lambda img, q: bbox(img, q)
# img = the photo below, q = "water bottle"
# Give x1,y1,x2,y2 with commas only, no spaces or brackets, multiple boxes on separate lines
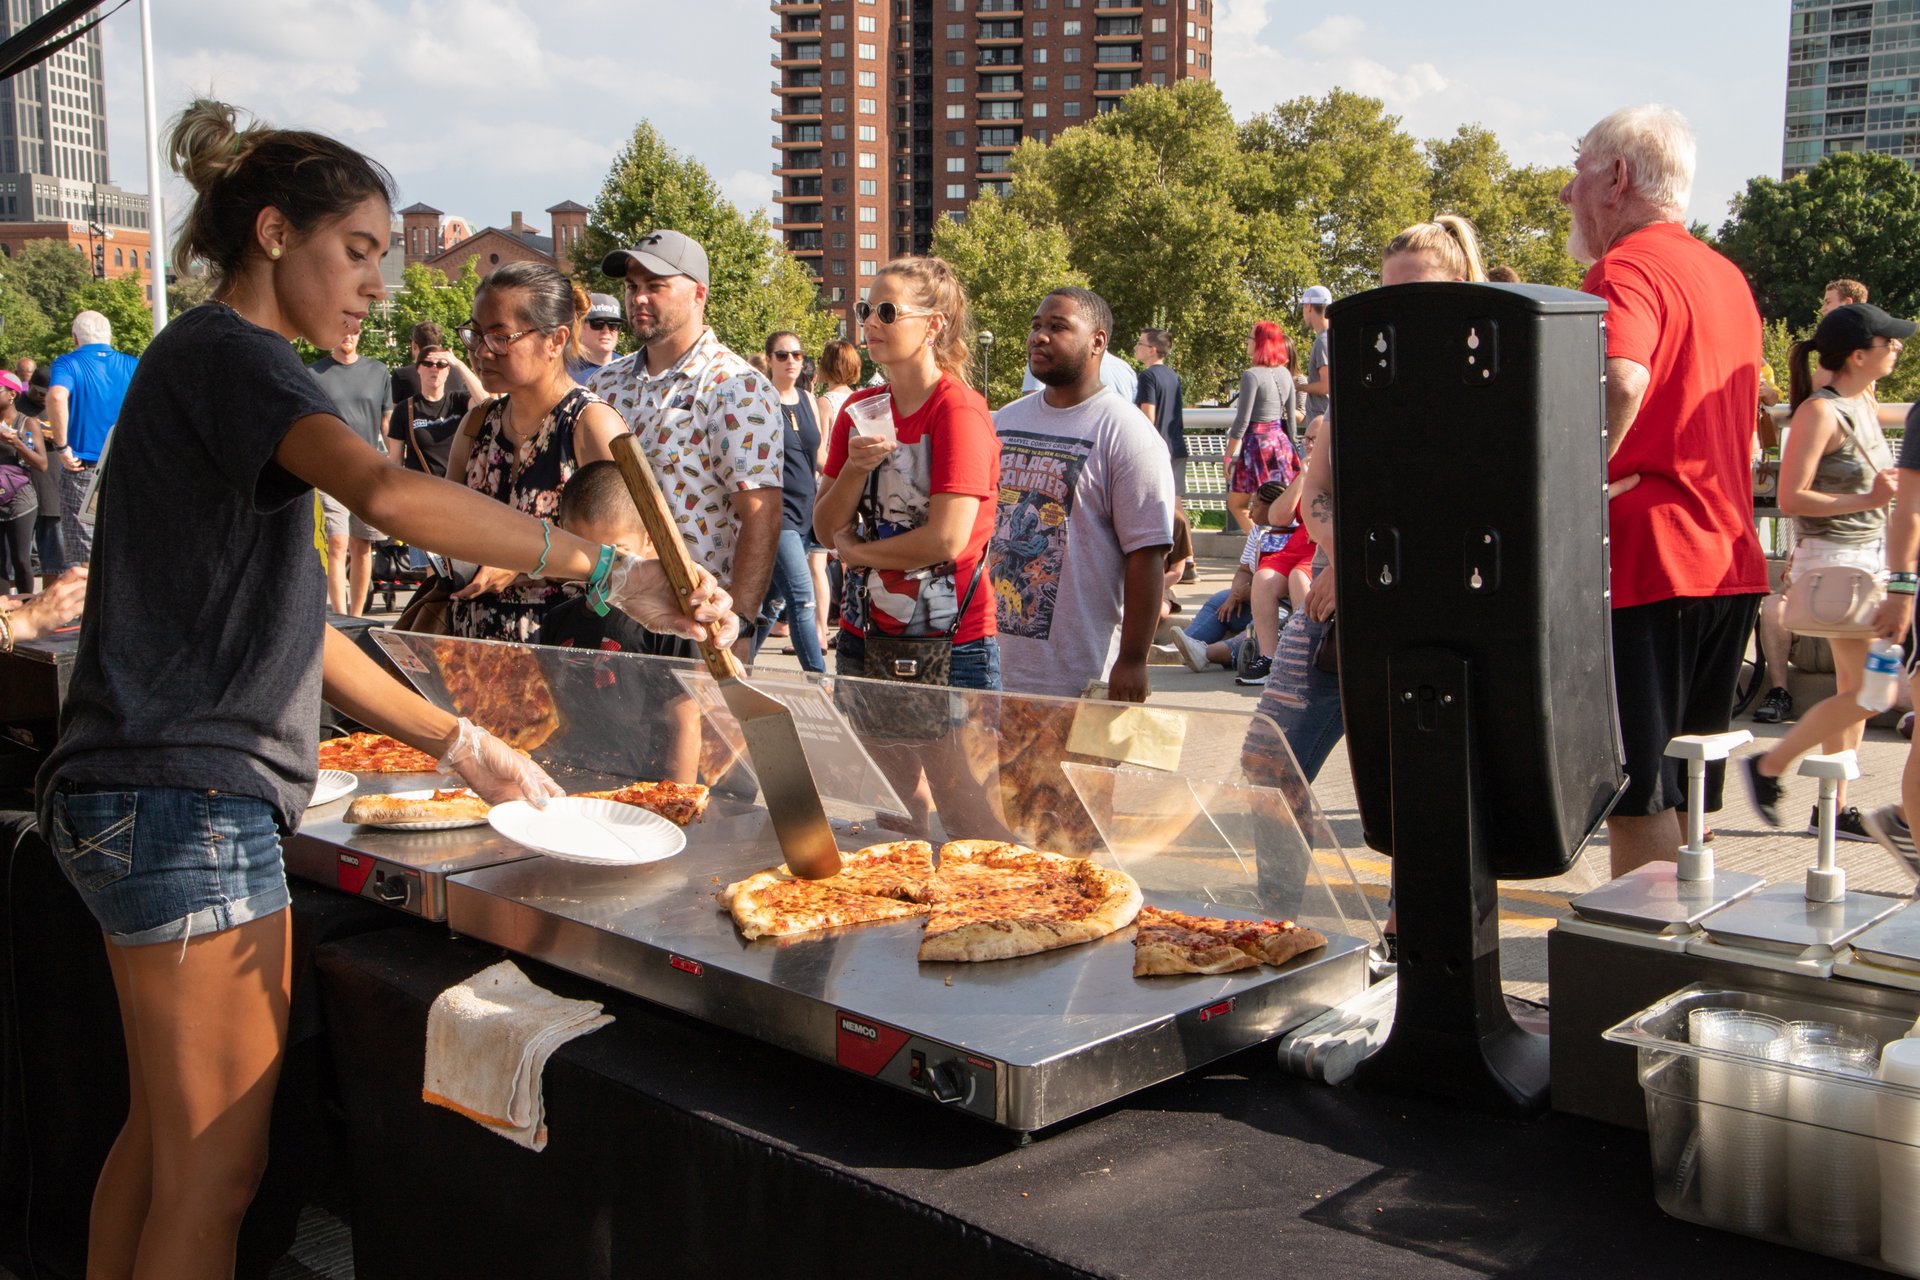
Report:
1860,638,1903,712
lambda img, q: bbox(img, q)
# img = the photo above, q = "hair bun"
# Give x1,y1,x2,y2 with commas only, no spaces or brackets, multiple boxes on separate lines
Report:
167,98,254,194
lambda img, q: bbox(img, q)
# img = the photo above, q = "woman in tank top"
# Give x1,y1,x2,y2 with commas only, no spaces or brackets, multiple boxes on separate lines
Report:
1746,303,1910,837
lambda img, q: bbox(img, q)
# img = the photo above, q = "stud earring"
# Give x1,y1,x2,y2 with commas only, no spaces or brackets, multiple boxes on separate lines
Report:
268,246,282,260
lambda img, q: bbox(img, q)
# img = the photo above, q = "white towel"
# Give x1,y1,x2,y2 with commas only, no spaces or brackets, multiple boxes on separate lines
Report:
422,959,612,1151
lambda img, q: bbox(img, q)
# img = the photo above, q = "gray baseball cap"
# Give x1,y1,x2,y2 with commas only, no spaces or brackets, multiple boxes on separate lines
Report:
585,293,622,324
1300,285,1333,306
602,229,710,286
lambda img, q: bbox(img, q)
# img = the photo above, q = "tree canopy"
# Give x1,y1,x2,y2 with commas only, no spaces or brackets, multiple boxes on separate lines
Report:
575,122,836,358
930,196,1085,407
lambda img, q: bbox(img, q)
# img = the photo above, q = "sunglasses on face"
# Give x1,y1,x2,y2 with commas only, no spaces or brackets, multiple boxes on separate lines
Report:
771,349,805,360
853,300,935,326
417,358,451,370
586,319,624,332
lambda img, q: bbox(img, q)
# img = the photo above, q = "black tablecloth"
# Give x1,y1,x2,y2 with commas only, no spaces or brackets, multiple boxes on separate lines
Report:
317,927,1856,1280
0,810,412,1280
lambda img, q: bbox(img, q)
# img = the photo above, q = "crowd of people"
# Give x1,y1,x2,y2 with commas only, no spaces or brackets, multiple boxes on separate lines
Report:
4,91,1918,1273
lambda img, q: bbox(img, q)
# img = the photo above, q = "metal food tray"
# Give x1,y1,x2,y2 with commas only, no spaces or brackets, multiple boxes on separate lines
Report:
447,808,1370,1132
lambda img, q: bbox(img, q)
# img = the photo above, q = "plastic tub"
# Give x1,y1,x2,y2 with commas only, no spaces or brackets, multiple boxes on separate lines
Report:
1605,983,1920,1275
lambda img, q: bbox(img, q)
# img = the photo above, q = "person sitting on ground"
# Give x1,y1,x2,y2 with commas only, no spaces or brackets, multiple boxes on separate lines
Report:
1235,416,1325,685
1168,522,1278,673
1743,303,1910,843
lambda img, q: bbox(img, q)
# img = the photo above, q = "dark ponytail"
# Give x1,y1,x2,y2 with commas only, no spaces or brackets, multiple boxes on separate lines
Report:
1787,337,1848,411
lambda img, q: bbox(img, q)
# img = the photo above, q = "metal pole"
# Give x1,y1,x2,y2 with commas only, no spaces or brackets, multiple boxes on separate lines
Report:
137,0,168,332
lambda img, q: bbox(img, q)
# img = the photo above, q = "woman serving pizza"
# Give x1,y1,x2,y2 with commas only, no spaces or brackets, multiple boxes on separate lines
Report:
35,99,735,1276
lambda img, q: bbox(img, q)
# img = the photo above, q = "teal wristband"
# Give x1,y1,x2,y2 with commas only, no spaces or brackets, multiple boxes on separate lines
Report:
1888,581,1918,596
532,520,552,579
585,543,617,617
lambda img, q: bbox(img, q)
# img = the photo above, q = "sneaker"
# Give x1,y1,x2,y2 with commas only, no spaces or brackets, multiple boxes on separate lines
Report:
1810,805,1877,843
1169,628,1211,673
1861,804,1920,879
1235,654,1273,685
1751,686,1792,724
1179,561,1198,584
1742,755,1784,827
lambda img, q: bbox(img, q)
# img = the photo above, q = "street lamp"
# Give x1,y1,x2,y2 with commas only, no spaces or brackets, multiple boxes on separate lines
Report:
978,330,995,406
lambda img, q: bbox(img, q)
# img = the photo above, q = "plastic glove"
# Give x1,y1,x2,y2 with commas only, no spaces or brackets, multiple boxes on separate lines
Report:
602,551,740,649
437,717,563,808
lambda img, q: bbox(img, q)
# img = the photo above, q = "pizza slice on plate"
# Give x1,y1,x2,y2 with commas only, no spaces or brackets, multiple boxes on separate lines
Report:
1131,904,1328,977
345,788,490,825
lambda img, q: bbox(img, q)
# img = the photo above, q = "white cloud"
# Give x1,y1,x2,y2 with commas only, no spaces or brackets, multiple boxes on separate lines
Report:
721,167,775,217
1299,16,1366,56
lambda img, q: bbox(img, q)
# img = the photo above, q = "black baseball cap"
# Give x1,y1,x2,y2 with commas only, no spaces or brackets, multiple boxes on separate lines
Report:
602,229,710,287
1815,302,1917,356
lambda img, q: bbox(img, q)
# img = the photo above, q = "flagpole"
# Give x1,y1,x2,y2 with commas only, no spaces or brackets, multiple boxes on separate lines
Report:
137,0,166,331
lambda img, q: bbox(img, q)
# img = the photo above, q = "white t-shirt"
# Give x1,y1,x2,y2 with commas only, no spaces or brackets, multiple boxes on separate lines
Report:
989,387,1175,697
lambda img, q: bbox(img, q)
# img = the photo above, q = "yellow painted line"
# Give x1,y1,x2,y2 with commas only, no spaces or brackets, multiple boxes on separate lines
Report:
1342,880,1564,932
1312,850,1577,909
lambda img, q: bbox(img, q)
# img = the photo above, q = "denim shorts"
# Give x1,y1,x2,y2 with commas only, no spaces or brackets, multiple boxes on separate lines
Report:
43,785,291,947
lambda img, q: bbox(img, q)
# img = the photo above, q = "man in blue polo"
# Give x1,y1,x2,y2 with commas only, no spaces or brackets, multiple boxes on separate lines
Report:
46,310,136,564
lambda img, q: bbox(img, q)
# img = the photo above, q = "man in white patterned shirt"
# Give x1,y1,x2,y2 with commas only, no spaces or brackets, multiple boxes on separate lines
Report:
587,230,782,658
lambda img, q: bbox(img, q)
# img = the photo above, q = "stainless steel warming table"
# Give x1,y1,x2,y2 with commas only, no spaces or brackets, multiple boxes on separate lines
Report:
333,632,1382,1130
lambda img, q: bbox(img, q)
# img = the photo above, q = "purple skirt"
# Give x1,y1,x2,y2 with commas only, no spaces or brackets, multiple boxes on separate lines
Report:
1229,420,1299,494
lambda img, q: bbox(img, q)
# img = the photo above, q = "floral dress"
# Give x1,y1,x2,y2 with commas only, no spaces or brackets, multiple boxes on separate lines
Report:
447,386,597,642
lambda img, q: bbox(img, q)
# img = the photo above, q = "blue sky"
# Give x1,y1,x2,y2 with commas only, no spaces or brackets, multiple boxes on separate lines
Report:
98,1,1787,244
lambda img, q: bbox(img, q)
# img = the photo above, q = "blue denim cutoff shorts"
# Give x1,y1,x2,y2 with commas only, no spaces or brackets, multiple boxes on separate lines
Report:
44,785,291,947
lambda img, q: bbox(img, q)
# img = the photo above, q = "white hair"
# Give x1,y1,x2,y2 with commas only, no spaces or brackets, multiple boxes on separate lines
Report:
1579,104,1696,215
71,310,111,347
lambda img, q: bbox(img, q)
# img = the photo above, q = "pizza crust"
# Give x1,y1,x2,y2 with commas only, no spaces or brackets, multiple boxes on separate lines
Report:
1132,937,1264,976
345,791,490,825
918,860,1141,962
724,870,930,940
1130,906,1328,977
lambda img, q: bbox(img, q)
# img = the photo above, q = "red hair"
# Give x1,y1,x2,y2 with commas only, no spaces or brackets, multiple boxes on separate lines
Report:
1250,321,1289,367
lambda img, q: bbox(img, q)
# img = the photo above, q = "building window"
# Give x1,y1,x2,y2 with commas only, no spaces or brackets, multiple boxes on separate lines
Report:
1151,44,1165,59
859,151,878,167
832,232,848,247
946,184,967,198
829,13,845,27
859,179,877,194
860,260,877,276
832,259,847,276
832,205,848,221
858,15,877,30
1185,20,1194,35
828,41,844,56
1151,16,1166,30
947,129,967,144
1032,102,1047,116
946,50,965,64
947,77,964,92
859,70,877,86
1064,102,1081,116
859,97,877,113
1064,47,1080,61
1063,19,1079,33
1186,47,1194,63
947,103,967,118
857,42,876,57
861,233,878,248
858,124,877,140
946,22,964,36
1064,73,1080,88
1033,47,1046,62
1032,74,1047,89
829,68,846,83
859,206,877,222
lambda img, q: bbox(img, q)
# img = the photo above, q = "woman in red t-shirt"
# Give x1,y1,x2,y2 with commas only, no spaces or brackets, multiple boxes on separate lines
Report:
815,254,1001,689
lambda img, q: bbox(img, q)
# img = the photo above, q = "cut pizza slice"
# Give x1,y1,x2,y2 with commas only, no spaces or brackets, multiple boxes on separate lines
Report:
573,780,712,826
723,871,932,941
919,845,1141,963
317,732,442,774
1131,904,1328,977
785,840,938,903
345,788,490,826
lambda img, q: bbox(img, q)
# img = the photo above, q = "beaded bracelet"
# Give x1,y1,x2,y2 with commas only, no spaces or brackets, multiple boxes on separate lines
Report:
532,519,552,579
585,543,618,617
1891,571,1919,585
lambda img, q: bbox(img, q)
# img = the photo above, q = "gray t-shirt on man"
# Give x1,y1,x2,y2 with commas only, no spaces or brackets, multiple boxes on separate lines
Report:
1305,330,1331,423
990,387,1175,698
309,353,393,454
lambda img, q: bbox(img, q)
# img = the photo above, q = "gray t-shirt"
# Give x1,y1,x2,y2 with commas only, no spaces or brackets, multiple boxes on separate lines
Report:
309,353,393,454
990,387,1175,698
41,304,342,830
1305,330,1330,423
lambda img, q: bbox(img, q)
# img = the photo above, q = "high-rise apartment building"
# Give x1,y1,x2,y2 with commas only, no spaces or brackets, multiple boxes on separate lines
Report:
775,0,1214,322
1782,0,1920,178
0,5,148,231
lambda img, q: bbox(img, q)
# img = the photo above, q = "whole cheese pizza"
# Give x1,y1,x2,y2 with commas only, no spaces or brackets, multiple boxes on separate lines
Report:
345,788,490,826
572,780,711,827
721,839,1141,962
318,732,441,774
432,638,562,751
1131,905,1327,977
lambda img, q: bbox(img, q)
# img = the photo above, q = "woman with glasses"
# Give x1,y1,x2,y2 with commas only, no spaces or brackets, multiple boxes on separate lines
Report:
388,341,483,478
35,100,732,1276
1744,303,1910,840
1224,320,1300,533
445,261,629,640
756,330,826,671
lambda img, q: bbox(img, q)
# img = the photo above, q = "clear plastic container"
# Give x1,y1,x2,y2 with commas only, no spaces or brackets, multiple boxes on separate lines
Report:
1606,984,1920,1276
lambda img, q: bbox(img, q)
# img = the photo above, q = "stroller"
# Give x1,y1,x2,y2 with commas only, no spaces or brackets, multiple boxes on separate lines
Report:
367,539,433,615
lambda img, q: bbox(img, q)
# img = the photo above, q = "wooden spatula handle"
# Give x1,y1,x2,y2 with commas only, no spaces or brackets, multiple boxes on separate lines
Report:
610,434,743,681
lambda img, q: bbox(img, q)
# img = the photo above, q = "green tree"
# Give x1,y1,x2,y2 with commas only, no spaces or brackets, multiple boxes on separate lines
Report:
574,121,836,358
358,260,482,368
1718,151,1920,327
1010,79,1268,399
0,269,48,365
72,276,152,354
166,269,217,317
11,238,93,328
930,196,1084,407
1240,89,1428,300
1423,124,1579,288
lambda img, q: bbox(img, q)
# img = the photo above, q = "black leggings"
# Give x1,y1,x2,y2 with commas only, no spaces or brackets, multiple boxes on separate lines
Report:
2,508,32,595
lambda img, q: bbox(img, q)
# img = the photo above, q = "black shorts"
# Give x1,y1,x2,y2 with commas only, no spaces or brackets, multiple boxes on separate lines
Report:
1611,592,1764,816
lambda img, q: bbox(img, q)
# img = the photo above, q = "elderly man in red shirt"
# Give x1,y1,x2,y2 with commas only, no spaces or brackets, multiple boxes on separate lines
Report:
1562,104,1768,876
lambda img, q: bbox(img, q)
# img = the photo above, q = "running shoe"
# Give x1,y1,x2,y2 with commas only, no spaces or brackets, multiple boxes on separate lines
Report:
1742,755,1784,827
1169,628,1211,673
1861,804,1920,881
1751,687,1792,724
1809,805,1876,843
1235,654,1273,686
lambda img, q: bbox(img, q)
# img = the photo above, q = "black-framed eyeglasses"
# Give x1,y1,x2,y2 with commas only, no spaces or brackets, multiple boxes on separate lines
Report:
770,349,805,360
586,319,624,333
853,300,935,326
417,358,451,370
457,322,539,355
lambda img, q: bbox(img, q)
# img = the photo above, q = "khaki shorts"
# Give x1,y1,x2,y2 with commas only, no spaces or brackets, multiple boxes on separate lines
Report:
319,492,383,543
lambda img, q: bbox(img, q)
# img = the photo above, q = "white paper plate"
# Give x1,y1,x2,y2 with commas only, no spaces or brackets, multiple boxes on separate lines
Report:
350,788,492,831
487,797,686,866
309,769,358,809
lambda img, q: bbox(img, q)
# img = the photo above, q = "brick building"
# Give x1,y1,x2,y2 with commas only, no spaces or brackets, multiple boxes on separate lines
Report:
0,221,151,292
400,201,591,280
773,0,1216,326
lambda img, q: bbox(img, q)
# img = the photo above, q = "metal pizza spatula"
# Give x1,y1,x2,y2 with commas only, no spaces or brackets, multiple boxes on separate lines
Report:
610,434,842,880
